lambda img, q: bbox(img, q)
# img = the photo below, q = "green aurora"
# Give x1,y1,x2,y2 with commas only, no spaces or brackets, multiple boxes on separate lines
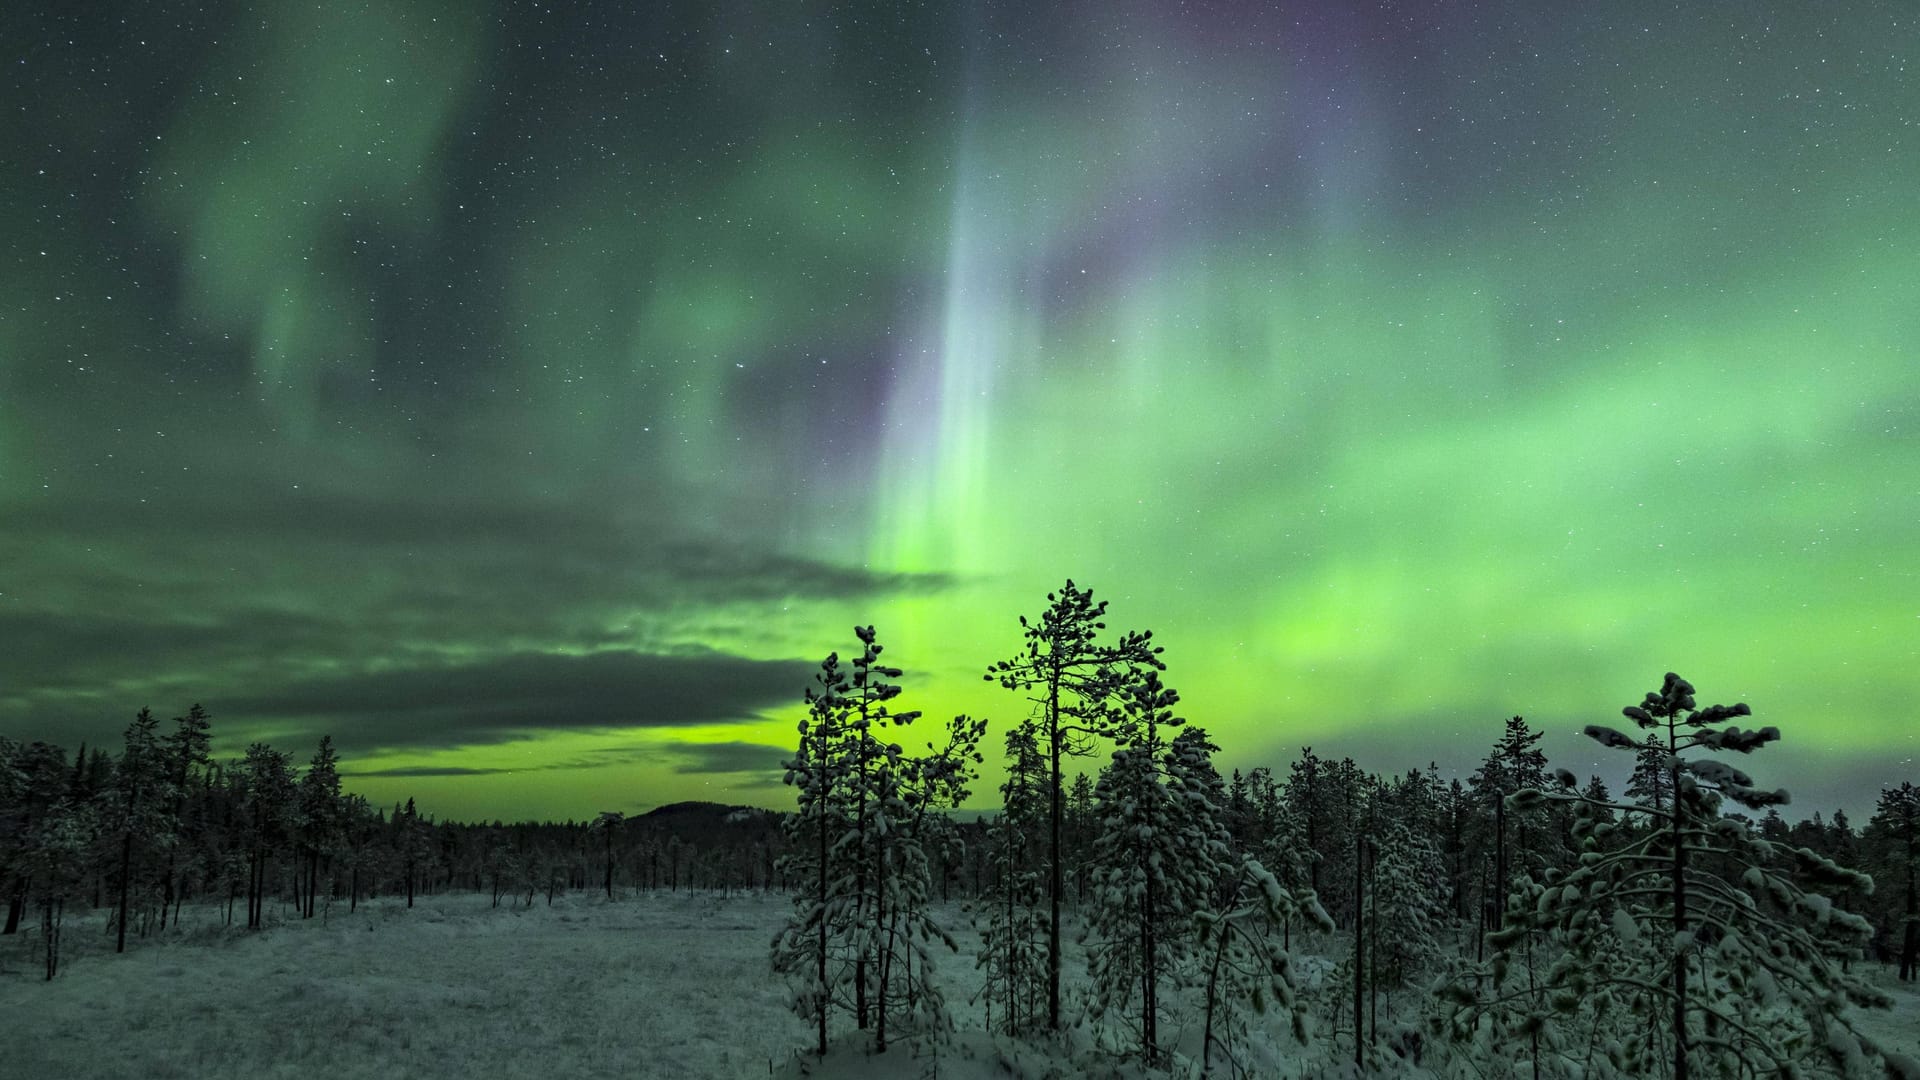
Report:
2,0,1915,821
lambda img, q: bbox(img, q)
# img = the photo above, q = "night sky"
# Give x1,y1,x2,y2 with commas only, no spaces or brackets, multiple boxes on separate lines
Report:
4,1,1915,822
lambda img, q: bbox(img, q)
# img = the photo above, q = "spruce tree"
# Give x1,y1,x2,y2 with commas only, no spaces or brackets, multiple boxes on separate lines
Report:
1468,716,1565,941
1625,734,1675,814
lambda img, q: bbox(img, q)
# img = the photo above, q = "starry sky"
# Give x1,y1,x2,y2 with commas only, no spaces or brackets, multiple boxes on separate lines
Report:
3,0,1915,823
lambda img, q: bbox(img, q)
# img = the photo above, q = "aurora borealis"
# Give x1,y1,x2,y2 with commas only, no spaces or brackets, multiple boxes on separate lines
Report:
2,0,1914,822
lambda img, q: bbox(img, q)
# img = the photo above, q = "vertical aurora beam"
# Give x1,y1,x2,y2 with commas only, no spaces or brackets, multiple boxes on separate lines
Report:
871,98,1025,579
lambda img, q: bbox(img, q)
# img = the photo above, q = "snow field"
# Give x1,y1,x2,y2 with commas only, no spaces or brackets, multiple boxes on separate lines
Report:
1,891,812,1080
4,890,1915,1079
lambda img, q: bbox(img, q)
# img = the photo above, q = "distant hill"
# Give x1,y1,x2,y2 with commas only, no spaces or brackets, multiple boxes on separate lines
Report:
632,801,784,848
640,800,781,823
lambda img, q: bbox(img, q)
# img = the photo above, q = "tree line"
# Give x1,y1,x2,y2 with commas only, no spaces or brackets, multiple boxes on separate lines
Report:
0,712,792,981
770,580,1920,1079
4,578,1915,1077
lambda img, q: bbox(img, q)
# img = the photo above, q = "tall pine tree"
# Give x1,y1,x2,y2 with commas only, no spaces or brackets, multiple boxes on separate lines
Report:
987,580,1163,1030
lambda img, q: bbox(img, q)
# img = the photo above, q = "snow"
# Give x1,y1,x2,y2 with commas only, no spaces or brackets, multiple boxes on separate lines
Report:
2,891,813,1080
4,890,1916,1079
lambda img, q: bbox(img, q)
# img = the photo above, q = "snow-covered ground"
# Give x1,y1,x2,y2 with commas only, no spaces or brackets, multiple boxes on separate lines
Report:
1,891,814,1080
3,892,1915,1079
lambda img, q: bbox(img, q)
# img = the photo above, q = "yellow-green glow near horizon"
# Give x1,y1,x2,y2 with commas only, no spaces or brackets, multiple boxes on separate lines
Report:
2,0,1914,822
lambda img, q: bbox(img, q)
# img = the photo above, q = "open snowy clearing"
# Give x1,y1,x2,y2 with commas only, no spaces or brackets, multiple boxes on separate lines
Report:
1,892,816,1080
3,890,1916,1079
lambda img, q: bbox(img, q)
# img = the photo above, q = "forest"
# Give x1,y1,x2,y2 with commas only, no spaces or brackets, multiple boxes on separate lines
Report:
3,582,1916,1079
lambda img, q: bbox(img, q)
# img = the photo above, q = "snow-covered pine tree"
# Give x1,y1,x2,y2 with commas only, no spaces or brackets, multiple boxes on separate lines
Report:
1248,766,1315,949
1171,726,1329,1078
1363,769,1452,1044
1863,782,1918,982
392,794,431,910
592,810,624,899
1,740,94,971
0,740,27,935
773,649,853,1056
1066,771,1096,905
841,624,922,1045
1467,716,1569,947
1459,673,1909,1080
339,793,377,912
241,745,300,927
1239,767,1279,857
775,627,973,1056
1580,775,1615,826
1440,777,1476,926
1283,747,1342,915
975,719,1051,1035
1082,668,1195,1064
987,579,1164,1030
158,704,211,930
109,708,174,952
26,796,95,979
1625,733,1674,815
0,738,21,927
865,712,984,1051
298,735,343,919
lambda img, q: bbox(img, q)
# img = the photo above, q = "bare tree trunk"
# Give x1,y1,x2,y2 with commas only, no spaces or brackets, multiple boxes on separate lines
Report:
875,845,891,1053
160,855,174,931
1353,836,1366,1071
1201,919,1226,1077
115,826,133,953
1141,849,1158,1064
44,898,62,980
1902,816,1917,982
1493,792,1507,931
815,790,829,1057
1369,846,1378,1048
1047,676,1063,1031
1671,745,1690,1080
246,848,261,930
854,732,870,1031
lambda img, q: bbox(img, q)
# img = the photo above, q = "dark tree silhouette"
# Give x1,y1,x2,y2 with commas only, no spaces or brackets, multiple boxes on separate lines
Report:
593,811,624,900
159,704,211,929
1866,782,1919,982
987,580,1163,1030
111,708,168,953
